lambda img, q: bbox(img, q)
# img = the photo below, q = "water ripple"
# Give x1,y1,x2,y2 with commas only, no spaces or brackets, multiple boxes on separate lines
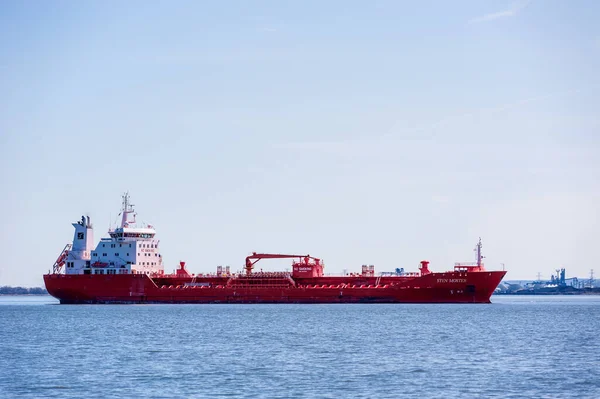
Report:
0,296,599,398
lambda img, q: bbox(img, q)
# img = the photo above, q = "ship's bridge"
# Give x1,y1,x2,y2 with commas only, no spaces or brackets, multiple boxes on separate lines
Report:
88,194,163,276
109,227,156,241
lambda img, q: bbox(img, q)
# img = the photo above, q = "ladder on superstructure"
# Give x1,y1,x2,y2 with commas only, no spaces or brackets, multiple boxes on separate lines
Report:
52,244,72,274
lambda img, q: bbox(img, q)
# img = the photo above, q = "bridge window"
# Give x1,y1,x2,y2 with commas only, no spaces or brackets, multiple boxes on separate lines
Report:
115,253,119,257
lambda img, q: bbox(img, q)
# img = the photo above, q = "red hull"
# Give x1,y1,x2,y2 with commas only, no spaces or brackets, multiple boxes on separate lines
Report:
44,270,507,304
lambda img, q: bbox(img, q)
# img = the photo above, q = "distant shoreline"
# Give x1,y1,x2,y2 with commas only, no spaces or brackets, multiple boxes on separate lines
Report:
0,287,48,295
496,286,600,296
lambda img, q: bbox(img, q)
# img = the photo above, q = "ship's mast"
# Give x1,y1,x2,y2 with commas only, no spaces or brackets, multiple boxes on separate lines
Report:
476,237,483,267
119,192,136,228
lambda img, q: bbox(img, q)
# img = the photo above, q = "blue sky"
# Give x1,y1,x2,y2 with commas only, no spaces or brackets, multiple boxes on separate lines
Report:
1,0,599,286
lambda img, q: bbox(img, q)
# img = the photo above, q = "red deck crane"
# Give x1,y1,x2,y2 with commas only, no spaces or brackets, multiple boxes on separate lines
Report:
244,252,322,275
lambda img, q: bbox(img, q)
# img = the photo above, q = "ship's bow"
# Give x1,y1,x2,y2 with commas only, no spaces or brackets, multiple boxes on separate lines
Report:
477,270,507,303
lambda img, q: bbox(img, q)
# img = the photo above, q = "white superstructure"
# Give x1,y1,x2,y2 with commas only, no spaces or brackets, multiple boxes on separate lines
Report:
63,216,94,274
63,193,164,276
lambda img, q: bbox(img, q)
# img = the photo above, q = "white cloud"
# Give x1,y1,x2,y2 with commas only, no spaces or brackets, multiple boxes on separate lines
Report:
469,0,531,24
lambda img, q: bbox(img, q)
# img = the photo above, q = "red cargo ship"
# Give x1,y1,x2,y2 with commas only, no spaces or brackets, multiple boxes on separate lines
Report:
44,194,506,304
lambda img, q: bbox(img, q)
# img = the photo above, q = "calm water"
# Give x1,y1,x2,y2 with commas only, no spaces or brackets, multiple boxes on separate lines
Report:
0,296,598,399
